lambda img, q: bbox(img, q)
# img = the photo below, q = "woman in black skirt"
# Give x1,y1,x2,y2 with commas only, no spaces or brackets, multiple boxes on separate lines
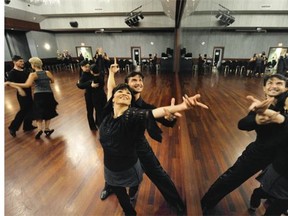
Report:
6,57,58,139
99,61,208,215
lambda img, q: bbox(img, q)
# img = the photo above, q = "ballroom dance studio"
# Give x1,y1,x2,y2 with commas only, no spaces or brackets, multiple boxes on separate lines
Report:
4,0,288,215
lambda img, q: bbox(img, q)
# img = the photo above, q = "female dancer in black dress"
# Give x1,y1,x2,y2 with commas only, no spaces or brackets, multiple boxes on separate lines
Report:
99,75,208,215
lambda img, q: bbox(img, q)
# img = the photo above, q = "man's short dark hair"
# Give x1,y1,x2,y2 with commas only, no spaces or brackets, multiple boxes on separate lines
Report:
124,71,145,83
80,60,89,67
12,55,23,62
90,64,100,74
263,74,288,87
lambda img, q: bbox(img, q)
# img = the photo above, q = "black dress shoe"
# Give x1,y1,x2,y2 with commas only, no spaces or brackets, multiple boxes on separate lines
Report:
24,126,37,132
44,129,54,137
129,192,138,202
9,128,16,137
201,205,214,215
100,187,113,200
35,130,43,139
175,204,186,216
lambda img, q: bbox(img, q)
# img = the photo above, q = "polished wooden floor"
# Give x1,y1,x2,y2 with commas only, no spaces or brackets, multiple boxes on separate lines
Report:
5,67,267,216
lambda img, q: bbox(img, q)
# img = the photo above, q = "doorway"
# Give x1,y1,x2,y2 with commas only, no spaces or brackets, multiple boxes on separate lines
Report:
213,47,224,67
131,46,141,66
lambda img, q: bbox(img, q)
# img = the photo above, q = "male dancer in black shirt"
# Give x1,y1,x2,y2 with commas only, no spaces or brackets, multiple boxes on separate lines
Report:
77,60,106,130
100,58,186,215
201,74,288,213
7,55,36,137
247,92,288,215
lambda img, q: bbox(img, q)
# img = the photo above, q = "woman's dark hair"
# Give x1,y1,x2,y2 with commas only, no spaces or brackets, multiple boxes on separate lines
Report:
102,83,136,118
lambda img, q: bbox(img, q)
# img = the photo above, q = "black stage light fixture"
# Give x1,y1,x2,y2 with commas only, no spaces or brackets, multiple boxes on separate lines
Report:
5,0,11,4
215,4,235,26
125,6,144,27
217,13,235,26
215,12,221,19
125,18,133,27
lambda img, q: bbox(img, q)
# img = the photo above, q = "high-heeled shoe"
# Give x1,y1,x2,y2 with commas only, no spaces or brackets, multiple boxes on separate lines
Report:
35,130,43,139
44,129,54,137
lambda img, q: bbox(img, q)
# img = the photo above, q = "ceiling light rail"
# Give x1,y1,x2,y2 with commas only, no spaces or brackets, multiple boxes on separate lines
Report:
215,4,235,26
125,5,144,27
20,0,60,5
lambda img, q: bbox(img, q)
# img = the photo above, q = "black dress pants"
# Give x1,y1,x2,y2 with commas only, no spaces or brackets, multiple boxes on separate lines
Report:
250,187,288,215
93,96,105,128
85,93,97,129
137,145,185,210
9,94,34,131
110,185,137,216
85,92,105,129
201,144,274,209
265,199,288,215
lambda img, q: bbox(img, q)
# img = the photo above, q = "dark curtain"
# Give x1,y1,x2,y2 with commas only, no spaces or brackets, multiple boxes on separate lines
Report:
5,30,31,61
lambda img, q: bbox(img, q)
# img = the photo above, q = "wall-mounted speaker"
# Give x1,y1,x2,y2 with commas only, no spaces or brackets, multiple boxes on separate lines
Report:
69,21,78,28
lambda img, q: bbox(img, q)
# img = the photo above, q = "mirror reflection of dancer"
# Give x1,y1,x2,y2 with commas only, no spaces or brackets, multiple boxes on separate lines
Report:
247,92,288,215
201,74,288,214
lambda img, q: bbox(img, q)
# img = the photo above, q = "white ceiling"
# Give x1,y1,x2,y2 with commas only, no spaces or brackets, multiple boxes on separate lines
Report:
5,0,288,32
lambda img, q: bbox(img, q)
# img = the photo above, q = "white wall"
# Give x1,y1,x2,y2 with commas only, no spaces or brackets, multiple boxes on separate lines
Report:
6,30,287,61
55,32,175,58
26,31,58,58
181,30,287,59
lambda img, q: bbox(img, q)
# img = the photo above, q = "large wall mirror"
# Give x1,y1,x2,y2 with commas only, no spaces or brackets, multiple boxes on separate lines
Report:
213,47,225,67
267,47,288,73
76,46,93,61
131,46,141,66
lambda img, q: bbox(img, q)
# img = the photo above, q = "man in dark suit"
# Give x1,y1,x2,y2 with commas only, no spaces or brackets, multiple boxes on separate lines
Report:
201,74,288,213
7,55,36,137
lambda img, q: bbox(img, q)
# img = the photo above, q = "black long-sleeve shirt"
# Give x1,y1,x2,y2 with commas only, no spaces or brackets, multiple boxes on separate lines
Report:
7,68,32,97
133,97,177,152
134,97,176,128
238,108,288,178
238,110,287,151
100,108,150,171
76,72,105,96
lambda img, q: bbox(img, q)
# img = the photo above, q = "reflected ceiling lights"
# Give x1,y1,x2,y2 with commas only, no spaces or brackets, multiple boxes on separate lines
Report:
215,4,235,26
125,5,144,27
21,0,60,5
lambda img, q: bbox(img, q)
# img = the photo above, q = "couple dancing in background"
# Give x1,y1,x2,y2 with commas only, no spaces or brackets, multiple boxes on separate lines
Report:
6,56,58,140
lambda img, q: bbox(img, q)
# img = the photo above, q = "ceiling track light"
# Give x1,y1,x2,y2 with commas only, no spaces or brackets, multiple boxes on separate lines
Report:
125,6,144,27
215,4,235,26
20,0,60,5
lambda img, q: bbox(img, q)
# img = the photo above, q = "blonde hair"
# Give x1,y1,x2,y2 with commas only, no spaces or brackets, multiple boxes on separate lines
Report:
29,57,43,68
